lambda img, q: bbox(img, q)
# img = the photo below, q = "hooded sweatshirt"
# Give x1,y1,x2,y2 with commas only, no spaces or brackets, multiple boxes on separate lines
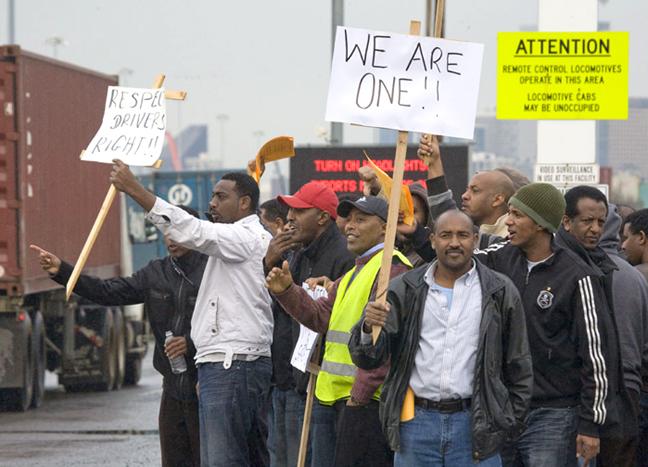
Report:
599,204,648,394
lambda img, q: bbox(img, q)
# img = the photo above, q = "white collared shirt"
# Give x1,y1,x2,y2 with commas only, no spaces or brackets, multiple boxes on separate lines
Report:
409,260,482,400
146,197,273,363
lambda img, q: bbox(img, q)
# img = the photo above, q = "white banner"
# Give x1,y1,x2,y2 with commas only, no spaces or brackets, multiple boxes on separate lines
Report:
290,283,327,373
325,26,484,139
82,86,166,166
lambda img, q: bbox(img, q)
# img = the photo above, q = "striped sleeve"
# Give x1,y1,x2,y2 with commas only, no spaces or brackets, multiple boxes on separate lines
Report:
576,275,609,433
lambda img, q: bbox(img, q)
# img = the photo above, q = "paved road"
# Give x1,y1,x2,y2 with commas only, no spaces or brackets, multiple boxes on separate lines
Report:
0,350,163,466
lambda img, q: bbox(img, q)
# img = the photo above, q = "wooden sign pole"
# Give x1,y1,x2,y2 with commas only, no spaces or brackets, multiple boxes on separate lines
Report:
297,368,317,467
371,20,422,342
372,10,444,342
65,74,185,300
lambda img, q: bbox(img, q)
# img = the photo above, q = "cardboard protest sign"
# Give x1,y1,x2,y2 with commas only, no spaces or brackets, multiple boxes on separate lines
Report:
497,32,628,119
363,151,414,225
291,283,327,372
251,136,295,183
325,26,484,139
82,86,167,166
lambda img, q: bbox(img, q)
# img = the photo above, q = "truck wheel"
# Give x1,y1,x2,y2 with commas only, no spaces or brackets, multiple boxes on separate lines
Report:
112,309,126,390
124,356,142,385
31,312,46,408
94,309,116,392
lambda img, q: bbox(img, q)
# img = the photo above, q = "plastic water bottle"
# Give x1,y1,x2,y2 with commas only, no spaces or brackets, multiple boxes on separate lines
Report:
165,331,187,374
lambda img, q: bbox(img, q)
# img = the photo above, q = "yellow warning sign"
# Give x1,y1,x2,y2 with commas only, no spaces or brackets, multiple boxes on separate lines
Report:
497,32,628,120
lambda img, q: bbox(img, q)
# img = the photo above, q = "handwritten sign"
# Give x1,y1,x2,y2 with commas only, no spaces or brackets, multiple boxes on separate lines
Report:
325,26,484,139
291,283,327,373
82,86,167,166
497,32,628,119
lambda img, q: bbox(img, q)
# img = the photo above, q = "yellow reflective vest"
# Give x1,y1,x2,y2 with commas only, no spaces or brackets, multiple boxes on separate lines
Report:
315,249,411,405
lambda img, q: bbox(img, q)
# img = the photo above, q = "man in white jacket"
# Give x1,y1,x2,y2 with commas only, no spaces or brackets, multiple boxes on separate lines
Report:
110,160,273,467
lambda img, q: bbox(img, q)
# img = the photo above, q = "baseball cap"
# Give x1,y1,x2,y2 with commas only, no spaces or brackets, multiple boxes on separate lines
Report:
277,182,338,219
337,196,388,222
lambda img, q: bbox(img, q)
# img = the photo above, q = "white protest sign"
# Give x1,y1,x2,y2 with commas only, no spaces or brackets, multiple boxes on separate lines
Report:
291,284,328,373
325,26,484,139
82,86,167,166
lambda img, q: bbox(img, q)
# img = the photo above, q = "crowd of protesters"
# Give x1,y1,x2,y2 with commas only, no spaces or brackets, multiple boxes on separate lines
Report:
31,135,648,467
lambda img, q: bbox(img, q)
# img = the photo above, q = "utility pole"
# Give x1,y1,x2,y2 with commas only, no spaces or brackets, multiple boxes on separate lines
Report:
8,0,15,43
330,0,343,145
216,113,229,164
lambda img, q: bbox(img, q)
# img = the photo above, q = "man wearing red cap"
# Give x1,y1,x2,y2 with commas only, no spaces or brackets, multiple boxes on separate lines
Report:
266,195,412,467
264,181,355,467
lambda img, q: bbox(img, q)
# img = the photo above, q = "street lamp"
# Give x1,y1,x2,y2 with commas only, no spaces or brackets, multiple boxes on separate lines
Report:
45,36,68,59
216,113,229,163
118,67,134,86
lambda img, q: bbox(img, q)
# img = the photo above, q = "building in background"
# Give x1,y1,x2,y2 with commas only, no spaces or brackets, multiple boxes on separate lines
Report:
472,115,536,177
158,124,215,171
598,98,648,176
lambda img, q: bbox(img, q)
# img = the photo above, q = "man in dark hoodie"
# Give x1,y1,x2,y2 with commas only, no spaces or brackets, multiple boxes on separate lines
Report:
556,186,644,467
32,205,206,467
263,182,355,467
620,208,648,466
398,182,432,268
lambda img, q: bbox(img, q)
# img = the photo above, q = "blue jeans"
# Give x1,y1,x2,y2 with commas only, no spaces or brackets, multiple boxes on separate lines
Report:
503,406,579,467
396,406,501,467
198,358,272,467
267,387,306,467
310,401,338,467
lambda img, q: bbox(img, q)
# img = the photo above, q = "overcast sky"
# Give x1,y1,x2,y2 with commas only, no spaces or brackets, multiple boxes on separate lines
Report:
2,0,645,169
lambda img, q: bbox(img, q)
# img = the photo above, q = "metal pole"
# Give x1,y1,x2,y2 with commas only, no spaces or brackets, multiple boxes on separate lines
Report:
8,0,15,43
330,0,343,145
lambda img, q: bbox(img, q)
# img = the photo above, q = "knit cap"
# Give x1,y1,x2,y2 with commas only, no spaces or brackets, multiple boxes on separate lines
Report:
508,183,565,233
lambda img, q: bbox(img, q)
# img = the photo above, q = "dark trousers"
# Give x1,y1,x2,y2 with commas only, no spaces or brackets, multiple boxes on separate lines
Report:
598,389,640,467
333,400,393,467
159,389,201,467
638,391,648,466
267,387,307,467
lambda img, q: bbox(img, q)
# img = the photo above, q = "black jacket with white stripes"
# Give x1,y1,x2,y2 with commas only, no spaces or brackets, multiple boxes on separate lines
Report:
474,239,619,438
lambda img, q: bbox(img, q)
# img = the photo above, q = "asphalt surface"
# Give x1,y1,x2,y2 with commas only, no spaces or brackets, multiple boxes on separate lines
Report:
0,350,163,466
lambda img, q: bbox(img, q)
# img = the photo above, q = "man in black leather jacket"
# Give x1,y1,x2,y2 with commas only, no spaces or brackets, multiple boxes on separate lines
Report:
349,210,532,465
32,205,206,467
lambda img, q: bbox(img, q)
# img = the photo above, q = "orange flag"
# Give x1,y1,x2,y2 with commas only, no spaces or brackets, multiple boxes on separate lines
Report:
363,151,414,225
250,136,295,183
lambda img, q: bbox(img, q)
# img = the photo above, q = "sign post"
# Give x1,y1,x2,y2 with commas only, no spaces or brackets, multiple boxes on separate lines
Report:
324,2,485,340
65,75,186,300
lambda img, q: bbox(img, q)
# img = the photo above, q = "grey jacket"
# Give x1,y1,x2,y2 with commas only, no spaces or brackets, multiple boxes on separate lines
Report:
600,204,648,393
349,260,533,461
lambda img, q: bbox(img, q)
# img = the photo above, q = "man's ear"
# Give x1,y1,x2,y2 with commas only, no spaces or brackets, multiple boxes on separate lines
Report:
491,193,506,209
429,231,436,250
318,211,331,226
562,214,571,232
239,194,252,212
640,231,647,246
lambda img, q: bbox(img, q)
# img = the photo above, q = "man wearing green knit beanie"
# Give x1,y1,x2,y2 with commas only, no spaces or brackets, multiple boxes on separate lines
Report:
470,181,617,467
507,183,565,235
